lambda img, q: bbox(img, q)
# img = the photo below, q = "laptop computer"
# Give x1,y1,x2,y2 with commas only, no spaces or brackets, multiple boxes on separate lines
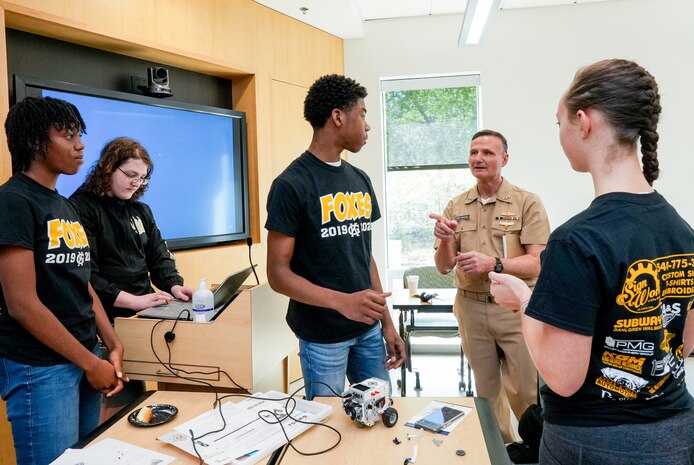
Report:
137,266,254,321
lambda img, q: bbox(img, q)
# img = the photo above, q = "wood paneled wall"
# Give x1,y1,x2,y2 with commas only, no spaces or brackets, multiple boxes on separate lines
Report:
0,1,343,463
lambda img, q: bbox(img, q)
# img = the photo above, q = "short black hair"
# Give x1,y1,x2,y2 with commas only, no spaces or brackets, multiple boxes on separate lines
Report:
303,74,367,128
5,96,86,174
472,129,508,154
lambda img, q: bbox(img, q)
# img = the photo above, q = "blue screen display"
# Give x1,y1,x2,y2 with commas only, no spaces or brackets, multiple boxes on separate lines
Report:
20,80,249,250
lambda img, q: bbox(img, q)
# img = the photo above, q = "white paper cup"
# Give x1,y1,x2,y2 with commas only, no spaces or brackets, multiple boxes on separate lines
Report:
406,275,419,297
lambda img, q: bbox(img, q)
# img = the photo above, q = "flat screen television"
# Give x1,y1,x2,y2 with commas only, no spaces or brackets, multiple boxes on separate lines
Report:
13,75,249,251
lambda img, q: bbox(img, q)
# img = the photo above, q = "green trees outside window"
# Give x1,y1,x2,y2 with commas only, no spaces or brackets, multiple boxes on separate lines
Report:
382,78,480,269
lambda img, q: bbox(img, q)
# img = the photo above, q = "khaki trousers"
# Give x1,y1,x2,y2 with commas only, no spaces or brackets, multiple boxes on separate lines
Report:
453,290,538,443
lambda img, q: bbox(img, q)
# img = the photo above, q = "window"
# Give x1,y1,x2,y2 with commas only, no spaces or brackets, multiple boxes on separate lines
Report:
381,74,480,270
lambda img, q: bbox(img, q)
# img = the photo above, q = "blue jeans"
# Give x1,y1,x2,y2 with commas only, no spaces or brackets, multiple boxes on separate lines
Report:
540,407,694,465
0,345,102,465
298,324,390,400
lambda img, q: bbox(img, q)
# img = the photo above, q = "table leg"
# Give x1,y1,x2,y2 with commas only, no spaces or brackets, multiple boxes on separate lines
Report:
399,310,407,396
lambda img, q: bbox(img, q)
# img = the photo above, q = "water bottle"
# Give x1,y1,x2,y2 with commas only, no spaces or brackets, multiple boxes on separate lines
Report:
192,277,214,322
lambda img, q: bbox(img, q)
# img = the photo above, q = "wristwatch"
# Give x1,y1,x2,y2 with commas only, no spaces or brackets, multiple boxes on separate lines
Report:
494,257,504,273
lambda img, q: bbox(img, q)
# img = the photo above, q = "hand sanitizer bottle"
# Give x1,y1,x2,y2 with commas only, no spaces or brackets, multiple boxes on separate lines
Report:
192,277,214,322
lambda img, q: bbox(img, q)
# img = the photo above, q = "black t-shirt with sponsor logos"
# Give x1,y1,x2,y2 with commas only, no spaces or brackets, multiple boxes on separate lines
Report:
527,191,694,426
265,151,380,343
0,173,96,365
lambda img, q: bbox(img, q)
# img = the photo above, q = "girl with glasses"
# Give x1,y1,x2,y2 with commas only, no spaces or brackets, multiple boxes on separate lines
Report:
70,137,194,418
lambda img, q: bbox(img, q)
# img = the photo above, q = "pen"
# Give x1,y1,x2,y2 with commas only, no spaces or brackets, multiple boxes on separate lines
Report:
235,449,259,460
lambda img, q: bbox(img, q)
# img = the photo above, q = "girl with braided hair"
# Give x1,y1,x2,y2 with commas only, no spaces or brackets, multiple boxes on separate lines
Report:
0,97,126,464
489,59,694,464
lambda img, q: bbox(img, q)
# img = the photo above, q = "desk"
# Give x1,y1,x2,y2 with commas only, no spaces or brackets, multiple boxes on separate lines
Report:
115,283,296,392
392,288,473,396
79,390,276,464
81,392,510,465
275,396,511,465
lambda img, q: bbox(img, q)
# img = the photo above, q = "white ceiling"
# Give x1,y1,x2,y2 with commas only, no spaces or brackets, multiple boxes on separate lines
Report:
253,0,620,39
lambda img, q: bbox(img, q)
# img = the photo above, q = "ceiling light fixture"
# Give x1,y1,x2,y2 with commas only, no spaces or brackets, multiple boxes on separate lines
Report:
458,0,502,47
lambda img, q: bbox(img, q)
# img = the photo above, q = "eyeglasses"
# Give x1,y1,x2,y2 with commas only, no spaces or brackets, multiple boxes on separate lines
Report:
117,167,149,186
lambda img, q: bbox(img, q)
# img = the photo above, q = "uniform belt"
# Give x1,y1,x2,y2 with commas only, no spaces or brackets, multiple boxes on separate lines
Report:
462,290,495,304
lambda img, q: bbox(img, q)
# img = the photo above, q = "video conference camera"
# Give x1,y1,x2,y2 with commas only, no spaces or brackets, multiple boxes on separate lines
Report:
146,67,173,98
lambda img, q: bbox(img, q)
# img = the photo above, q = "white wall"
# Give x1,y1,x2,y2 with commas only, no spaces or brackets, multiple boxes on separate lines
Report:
344,0,694,287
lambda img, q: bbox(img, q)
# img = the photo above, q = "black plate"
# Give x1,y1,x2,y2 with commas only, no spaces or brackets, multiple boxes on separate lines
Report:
127,404,178,427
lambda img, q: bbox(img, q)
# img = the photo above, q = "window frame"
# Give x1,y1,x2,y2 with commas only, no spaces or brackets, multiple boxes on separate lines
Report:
380,72,482,274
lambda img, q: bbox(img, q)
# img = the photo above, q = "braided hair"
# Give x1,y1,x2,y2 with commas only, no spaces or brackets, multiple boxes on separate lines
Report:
564,59,661,185
5,96,86,174
304,74,368,129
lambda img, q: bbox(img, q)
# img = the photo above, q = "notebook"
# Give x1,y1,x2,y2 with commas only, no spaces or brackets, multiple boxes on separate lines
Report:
137,266,254,321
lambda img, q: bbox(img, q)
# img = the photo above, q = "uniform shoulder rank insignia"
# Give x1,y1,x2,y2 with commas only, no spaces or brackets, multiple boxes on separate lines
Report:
495,211,519,226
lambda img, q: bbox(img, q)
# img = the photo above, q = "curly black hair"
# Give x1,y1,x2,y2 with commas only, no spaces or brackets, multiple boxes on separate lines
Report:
5,96,86,174
303,74,368,128
81,137,153,201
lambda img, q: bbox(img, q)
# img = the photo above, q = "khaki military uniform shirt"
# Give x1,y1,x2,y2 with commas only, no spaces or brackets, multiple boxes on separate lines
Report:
438,178,550,293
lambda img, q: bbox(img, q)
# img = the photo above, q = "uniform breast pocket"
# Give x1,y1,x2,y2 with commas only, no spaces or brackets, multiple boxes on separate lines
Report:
492,223,524,257
455,220,478,253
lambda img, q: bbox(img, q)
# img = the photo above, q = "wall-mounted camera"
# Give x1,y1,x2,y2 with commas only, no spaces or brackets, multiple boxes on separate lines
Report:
146,67,173,98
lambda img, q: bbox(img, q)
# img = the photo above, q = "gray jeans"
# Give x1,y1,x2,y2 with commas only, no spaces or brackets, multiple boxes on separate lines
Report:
540,407,694,465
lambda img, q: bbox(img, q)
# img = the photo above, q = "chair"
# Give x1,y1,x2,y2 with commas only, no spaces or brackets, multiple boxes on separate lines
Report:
401,265,472,395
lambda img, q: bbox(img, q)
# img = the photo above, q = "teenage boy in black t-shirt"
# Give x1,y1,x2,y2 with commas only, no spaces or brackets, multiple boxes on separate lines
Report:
265,74,405,399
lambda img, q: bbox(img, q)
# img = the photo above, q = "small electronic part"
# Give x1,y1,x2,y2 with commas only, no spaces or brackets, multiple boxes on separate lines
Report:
414,405,466,432
433,438,443,447
393,437,402,445
416,292,438,303
456,449,467,456
342,377,398,427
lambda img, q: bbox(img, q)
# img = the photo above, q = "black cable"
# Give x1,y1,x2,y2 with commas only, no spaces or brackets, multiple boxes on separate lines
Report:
148,314,249,464
149,316,347,463
256,382,345,457
215,382,347,458
246,237,260,285
149,315,250,393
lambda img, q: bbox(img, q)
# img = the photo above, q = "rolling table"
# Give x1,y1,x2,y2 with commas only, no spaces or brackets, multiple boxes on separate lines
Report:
392,288,473,396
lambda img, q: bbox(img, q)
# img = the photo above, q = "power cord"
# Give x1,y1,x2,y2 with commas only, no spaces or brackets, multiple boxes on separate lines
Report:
149,316,250,393
149,315,347,464
246,237,260,285
210,382,347,460
148,314,251,464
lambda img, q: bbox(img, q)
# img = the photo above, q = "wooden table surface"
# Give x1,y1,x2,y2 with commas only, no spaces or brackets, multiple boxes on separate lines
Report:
81,390,509,465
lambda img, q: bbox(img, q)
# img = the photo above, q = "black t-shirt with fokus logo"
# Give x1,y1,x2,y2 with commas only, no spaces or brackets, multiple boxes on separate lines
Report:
527,191,694,426
0,173,96,365
265,152,380,343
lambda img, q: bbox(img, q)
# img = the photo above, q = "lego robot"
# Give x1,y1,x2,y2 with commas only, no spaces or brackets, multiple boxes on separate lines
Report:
342,378,398,427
